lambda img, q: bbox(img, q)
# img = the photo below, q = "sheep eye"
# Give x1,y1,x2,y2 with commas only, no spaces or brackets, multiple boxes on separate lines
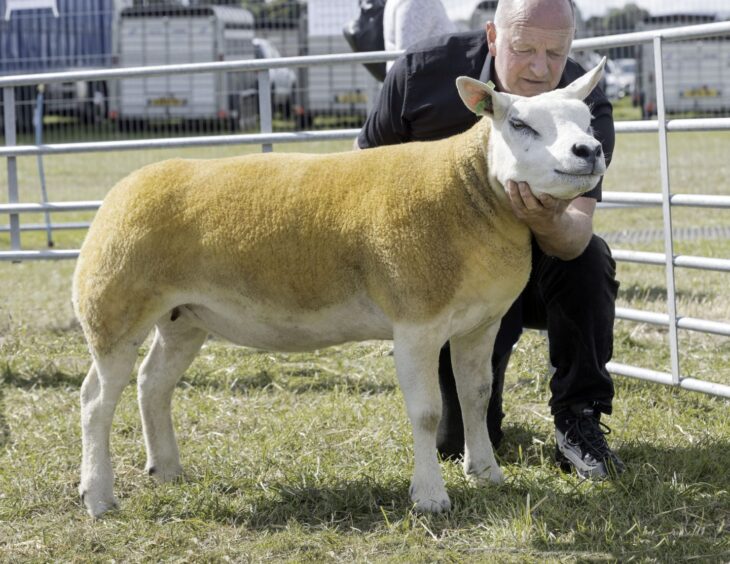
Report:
509,118,538,137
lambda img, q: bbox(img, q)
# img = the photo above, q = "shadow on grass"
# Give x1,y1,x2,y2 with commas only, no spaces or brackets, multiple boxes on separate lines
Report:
619,282,713,304
0,363,83,446
0,360,397,395
1,363,85,389
145,433,729,559
496,423,545,464
0,385,9,448
183,367,398,395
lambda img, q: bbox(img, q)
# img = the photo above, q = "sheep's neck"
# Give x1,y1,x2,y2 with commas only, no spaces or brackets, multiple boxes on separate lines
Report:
451,118,523,227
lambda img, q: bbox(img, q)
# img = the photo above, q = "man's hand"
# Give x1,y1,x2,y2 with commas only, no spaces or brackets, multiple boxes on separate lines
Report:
507,180,571,228
505,180,595,260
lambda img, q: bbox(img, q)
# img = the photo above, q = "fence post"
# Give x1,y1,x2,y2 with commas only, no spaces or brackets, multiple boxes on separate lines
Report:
34,85,54,247
2,86,21,252
653,35,681,385
257,70,273,153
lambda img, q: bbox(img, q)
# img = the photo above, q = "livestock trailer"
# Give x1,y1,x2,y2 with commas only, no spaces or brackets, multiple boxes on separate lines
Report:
110,4,257,129
635,13,730,117
303,0,380,126
0,0,114,131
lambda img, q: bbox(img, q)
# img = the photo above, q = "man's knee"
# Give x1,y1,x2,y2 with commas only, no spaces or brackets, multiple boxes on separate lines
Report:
578,235,614,267
551,235,618,293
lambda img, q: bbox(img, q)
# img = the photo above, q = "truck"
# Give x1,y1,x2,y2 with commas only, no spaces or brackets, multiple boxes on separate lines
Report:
110,3,258,130
635,13,730,117
0,0,114,131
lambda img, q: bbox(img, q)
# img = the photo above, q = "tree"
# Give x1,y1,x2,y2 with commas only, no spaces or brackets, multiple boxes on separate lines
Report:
241,0,304,29
585,3,650,59
605,3,650,34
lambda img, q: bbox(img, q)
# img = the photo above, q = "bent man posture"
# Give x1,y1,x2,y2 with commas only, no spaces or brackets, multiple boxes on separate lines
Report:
357,0,624,478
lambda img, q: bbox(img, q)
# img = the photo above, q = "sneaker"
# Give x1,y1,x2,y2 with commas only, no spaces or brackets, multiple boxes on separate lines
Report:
555,405,625,479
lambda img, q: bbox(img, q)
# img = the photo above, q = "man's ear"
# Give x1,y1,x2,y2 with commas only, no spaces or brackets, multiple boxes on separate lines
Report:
558,56,607,101
456,76,511,119
486,21,497,57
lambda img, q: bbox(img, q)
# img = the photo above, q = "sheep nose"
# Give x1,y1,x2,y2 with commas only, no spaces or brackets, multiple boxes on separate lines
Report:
572,143,602,163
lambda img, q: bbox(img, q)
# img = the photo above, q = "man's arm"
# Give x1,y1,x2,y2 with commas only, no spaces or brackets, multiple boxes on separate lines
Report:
507,181,596,260
356,55,410,149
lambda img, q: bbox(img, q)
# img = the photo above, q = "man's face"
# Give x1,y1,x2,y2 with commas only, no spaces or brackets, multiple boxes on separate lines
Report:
487,22,573,97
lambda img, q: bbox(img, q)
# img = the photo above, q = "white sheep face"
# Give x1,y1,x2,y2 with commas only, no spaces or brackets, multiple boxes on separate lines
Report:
456,57,608,200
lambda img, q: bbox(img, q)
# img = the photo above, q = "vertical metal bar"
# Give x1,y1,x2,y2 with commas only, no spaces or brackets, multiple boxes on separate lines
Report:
34,86,54,247
653,36,681,385
2,86,21,252
257,69,273,153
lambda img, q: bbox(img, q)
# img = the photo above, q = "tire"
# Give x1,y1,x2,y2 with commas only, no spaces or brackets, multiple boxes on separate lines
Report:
80,82,108,125
295,111,313,131
15,86,36,134
281,96,293,119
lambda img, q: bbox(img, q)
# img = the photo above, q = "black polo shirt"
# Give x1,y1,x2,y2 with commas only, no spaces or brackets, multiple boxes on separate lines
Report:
357,30,614,200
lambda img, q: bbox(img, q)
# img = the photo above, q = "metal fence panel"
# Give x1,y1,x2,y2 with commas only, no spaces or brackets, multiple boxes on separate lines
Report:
2,1,730,144
2,16,730,398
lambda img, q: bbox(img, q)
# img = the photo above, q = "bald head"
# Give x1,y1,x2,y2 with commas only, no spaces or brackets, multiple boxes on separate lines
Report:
494,0,575,31
486,0,575,97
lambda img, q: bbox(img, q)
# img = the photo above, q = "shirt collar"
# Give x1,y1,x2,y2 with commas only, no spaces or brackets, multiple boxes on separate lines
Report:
479,51,494,85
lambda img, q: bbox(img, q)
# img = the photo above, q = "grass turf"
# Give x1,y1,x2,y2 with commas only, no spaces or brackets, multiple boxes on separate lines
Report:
0,131,728,561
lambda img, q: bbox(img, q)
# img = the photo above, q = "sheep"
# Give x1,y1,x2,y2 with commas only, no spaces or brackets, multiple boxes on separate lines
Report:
73,58,607,518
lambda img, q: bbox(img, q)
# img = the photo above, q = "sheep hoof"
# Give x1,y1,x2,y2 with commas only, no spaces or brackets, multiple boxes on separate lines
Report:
80,489,119,519
466,463,504,485
409,484,452,513
146,463,183,483
413,495,452,514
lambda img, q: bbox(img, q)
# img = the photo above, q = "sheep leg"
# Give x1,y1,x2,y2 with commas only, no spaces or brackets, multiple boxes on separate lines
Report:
138,317,208,483
392,326,451,513
449,321,504,484
79,347,137,518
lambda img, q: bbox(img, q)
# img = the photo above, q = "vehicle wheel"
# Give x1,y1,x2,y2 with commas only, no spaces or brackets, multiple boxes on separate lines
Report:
116,118,144,133
80,82,108,124
16,105,36,134
224,117,239,132
15,86,36,134
81,101,102,124
281,97,293,119
295,111,313,131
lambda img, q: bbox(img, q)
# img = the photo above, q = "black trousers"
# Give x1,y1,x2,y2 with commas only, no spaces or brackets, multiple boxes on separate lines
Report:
436,235,619,456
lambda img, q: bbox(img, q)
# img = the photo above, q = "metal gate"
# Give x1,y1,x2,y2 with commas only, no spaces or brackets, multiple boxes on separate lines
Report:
2,21,730,398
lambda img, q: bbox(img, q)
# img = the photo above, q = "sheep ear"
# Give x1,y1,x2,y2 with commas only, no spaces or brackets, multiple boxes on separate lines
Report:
456,76,511,119
559,56,607,100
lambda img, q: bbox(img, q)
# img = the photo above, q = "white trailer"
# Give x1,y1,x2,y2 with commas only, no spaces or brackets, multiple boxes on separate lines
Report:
636,14,730,117
303,0,380,126
111,4,257,129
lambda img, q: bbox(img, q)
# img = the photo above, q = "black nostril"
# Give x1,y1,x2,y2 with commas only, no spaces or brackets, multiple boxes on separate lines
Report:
572,143,591,159
572,143,600,161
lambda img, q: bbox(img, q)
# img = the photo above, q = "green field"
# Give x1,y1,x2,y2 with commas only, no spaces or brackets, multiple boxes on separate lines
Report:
0,130,729,561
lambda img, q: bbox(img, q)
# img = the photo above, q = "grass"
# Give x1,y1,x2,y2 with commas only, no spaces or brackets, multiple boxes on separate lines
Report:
0,130,729,561
609,96,642,122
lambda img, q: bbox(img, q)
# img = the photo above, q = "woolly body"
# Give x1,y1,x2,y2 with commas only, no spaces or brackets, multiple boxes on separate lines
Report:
74,118,530,357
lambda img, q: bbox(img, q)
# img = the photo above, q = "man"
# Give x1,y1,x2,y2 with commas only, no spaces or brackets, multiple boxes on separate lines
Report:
356,0,624,478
